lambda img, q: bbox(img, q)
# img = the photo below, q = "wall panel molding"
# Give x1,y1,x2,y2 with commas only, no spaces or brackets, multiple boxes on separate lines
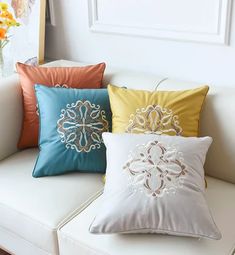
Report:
88,0,232,45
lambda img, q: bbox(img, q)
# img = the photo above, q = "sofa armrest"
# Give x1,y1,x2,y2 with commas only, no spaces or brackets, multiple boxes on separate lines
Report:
0,74,22,161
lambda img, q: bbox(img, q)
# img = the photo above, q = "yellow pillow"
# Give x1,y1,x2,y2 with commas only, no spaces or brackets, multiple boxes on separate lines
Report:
108,84,209,137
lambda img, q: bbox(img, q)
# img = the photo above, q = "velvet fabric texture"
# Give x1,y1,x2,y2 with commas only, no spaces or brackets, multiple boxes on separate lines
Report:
17,62,106,149
108,84,209,137
33,85,111,177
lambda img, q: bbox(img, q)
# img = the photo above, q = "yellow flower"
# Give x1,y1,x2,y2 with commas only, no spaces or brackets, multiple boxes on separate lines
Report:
0,2,20,43
0,10,13,20
5,19,19,27
0,3,8,12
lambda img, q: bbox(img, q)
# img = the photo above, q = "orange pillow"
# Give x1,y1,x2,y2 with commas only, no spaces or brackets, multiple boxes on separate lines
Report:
16,62,106,149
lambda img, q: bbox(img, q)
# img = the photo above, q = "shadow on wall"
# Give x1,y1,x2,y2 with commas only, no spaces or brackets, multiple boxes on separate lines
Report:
200,92,235,184
45,1,74,60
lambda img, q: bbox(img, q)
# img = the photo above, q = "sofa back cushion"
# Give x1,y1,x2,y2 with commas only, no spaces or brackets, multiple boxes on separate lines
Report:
5,60,234,184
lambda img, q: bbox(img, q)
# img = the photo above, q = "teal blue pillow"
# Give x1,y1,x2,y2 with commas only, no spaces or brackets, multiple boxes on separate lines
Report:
33,85,112,177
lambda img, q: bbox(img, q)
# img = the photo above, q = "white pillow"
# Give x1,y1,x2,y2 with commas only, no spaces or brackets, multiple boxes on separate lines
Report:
89,133,221,240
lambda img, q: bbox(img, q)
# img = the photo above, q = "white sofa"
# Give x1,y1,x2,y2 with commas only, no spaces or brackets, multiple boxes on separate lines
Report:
0,60,235,255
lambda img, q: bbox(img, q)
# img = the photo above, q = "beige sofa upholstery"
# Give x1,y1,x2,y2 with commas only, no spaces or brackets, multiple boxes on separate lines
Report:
58,177,235,255
0,149,103,255
0,60,234,255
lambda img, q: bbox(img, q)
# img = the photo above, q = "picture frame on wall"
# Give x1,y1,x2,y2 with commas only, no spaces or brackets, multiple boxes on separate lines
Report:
5,0,46,66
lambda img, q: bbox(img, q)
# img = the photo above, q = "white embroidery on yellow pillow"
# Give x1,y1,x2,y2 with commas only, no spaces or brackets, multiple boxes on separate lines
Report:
126,105,182,135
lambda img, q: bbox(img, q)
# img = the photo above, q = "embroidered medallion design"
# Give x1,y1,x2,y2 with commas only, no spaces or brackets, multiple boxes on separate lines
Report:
57,100,109,152
126,105,182,135
123,140,187,197
54,84,68,88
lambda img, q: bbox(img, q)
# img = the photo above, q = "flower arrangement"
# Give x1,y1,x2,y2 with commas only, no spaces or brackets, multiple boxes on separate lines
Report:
0,2,20,49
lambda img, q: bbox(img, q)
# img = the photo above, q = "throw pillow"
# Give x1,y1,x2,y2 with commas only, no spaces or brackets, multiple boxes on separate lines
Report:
89,133,221,240
33,85,111,177
108,84,209,137
16,62,106,149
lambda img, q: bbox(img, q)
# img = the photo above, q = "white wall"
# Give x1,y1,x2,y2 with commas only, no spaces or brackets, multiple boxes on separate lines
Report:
46,0,235,87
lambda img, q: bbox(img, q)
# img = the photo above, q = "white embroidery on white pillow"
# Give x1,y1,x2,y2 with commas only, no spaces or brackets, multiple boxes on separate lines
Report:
123,140,187,197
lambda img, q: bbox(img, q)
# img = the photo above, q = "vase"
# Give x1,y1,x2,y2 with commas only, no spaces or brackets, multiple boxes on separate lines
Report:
0,42,14,78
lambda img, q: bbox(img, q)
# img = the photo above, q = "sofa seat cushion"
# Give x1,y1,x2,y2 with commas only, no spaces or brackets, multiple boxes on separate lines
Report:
0,149,103,255
58,177,235,255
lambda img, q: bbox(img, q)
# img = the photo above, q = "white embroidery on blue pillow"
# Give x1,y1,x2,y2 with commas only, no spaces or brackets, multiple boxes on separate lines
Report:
57,100,109,152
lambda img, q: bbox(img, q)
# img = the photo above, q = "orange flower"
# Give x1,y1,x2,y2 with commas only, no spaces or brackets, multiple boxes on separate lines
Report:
0,28,6,39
